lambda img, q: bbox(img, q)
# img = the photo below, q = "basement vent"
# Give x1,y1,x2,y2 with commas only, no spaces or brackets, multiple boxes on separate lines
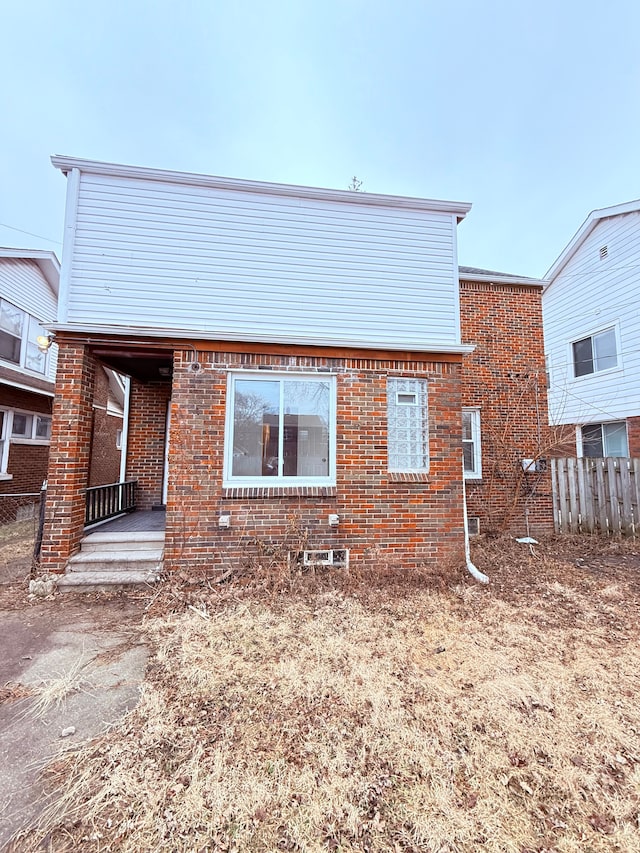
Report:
294,549,350,569
599,245,608,259
467,517,480,536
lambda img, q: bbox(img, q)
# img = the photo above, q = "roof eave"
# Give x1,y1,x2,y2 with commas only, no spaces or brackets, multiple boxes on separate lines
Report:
545,199,640,283
0,248,60,297
51,155,472,220
460,271,547,288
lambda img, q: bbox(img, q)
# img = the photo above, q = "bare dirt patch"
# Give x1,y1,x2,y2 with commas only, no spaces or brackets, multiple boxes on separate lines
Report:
10,535,640,852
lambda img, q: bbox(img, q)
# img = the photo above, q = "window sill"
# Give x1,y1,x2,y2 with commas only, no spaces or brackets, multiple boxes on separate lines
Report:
9,438,51,446
464,474,483,482
0,473,13,481
222,485,337,500
570,366,623,383
388,471,431,483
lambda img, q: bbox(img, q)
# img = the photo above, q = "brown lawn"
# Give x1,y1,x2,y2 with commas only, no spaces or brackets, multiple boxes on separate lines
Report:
12,535,640,852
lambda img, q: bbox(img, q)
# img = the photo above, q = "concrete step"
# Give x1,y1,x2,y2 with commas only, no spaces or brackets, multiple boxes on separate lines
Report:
81,531,165,553
67,549,164,573
57,570,161,593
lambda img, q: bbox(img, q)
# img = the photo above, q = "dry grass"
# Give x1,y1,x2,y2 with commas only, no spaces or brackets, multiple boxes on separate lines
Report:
13,536,640,852
27,654,94,719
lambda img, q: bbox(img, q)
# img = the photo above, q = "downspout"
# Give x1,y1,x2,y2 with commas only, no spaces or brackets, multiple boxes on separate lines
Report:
462,464,489,584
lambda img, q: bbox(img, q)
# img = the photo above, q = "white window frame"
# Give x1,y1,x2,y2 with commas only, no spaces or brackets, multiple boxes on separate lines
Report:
0,298,49,376
462,407,482,479
8,408,52,445
223,372,336,488
387,377,429,473
579,420,628,458
570,324,620,380
0,408,11,478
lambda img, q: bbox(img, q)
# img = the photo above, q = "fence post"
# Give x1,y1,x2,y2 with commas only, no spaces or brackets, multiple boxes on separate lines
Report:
32,479,47,574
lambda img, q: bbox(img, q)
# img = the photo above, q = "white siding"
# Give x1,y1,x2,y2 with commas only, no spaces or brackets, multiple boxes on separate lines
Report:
544,211,640,425
64,173,461,350
0,258,57,383
0,258,57,322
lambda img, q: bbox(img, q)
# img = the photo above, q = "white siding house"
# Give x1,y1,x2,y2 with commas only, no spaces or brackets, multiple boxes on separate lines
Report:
51,157,472,353
0,249,59,485
543,201,640,457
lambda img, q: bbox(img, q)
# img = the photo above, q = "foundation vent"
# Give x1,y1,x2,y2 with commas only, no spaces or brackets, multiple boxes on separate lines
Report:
468,517,480,536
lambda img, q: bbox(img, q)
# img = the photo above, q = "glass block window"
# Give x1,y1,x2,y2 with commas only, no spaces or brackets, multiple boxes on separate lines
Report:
387,378,429,472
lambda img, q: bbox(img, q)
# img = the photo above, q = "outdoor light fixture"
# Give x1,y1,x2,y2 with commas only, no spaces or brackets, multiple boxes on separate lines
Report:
36,334,54,353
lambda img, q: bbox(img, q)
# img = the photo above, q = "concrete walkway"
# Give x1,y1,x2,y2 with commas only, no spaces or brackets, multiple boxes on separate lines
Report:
0,596,148,848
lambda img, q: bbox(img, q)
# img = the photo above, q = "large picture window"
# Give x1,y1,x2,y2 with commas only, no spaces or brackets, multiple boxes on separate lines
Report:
225,374,335,485
387,378,429,472
0,299,48,375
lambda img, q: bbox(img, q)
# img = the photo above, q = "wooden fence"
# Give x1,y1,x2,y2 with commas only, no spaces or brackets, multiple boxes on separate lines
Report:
551,457,640,536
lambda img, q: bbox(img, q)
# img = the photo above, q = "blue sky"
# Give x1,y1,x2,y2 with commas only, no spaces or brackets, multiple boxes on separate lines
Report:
1,0,639,278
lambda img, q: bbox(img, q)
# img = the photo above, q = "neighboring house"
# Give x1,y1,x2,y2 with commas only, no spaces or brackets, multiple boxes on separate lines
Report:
0,248,124,525
460,267,553,535
543,201,640,459
40,156,552,577
0,249,59,519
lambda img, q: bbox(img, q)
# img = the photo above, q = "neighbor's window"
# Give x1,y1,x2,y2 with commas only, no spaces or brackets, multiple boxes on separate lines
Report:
581,421,628,458
572,327,617,378
387,378,429,472
225,374,335,485
462,408,482,478
0,299,48,374
10,411,51,442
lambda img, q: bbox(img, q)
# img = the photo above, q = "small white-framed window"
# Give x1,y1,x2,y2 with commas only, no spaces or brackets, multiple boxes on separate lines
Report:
462,408,482,478
572,326,618,378
387,378,429,472
116,428,123,450
581,421,628,458
9,410,52,443
224,373,336,486
0,298,48,375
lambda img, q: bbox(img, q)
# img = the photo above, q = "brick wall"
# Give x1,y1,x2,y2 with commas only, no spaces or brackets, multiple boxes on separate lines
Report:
40,340,96,571
88,367,123,487
126,380,171,509
460,280,554,535
0,385,52,497
164,348,465,573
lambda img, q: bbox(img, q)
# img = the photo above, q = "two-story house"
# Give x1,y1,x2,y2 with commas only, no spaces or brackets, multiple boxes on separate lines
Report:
544,201,640,458
40,157,553,583
0,249,59,520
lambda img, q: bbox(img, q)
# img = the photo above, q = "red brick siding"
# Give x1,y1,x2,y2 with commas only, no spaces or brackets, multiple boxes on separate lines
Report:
126,380,171,509
40,341,96,571
460,281,554,535
0,385,52,496
88,368,123,487
164,349,465,573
